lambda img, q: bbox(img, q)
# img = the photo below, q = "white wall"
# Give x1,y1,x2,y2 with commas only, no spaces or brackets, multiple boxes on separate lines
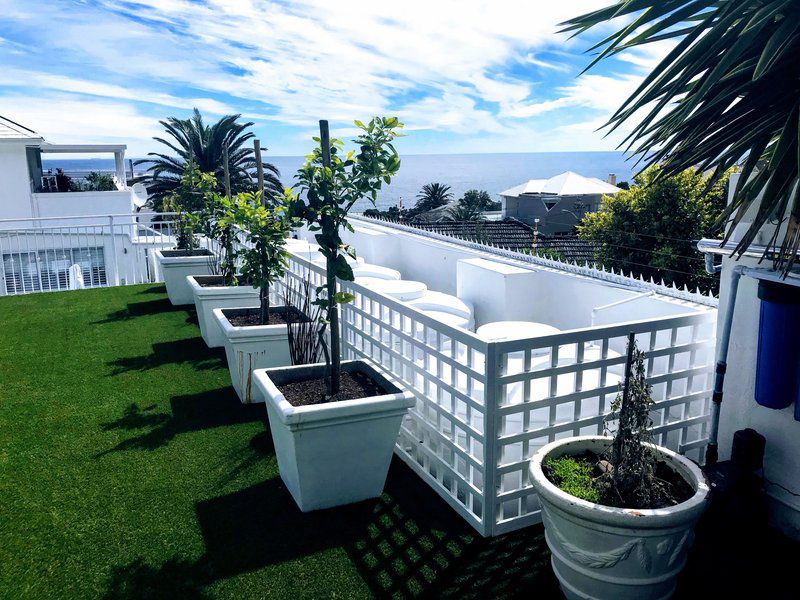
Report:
301,218,703,330
0,142,35,222
32,191,134,225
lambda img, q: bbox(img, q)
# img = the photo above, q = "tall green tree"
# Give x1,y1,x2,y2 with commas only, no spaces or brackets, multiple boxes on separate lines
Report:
137,108,282,210
578,165,729,290
459,189,500,212
563,0,800,273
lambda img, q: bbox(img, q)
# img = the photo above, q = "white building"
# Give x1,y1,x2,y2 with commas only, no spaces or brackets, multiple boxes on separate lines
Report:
500,171,621,234
0,116,165,295
0,115,139,227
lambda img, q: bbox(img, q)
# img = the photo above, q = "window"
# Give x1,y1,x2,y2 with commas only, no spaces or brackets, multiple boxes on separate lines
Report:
3,247,106,294
542,197,559,212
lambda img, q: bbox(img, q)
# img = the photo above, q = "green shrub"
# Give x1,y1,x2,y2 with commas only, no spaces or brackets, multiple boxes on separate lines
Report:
545,456,600,503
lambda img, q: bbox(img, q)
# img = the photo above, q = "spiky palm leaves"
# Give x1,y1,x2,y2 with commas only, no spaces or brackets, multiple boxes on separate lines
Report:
413,182,453,213
563,1,800,272
137,109,282,210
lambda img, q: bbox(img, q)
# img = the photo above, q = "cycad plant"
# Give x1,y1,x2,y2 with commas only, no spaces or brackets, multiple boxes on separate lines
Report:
563,1,800,272
137,108,283,210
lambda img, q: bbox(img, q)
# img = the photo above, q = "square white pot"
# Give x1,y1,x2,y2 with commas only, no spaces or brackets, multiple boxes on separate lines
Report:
214,306,295,404
155,249,217,306
254,360,416,512
188,276,260,348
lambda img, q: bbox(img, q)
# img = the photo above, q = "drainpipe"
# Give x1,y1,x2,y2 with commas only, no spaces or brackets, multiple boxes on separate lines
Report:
702,254,800,464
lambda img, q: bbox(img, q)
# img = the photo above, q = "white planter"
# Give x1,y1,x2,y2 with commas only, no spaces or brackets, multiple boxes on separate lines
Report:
529,436,709,600
214,306,294,404
188,276,259,348
254,360,416,512
155,249,217,306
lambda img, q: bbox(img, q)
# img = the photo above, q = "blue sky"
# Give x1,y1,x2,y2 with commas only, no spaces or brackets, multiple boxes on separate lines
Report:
0,0,669,157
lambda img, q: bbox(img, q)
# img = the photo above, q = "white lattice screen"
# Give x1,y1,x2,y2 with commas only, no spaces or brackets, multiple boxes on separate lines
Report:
281,252,717,537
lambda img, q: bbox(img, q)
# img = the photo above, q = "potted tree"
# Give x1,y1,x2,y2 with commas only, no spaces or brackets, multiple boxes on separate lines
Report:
189,190,259,348
252,117,415,512
529,334,710,600
154,163,218,305
214,190,299,403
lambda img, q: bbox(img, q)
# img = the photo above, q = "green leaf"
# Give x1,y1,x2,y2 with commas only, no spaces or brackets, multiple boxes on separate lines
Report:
333,291,355,304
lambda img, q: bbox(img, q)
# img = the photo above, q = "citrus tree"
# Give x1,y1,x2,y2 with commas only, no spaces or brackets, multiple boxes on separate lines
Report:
291,117,403,396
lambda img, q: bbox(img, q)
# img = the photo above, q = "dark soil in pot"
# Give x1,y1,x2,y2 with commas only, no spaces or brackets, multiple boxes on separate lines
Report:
223,306,306,327
161,249,213,257
277,369,388,406
544,449,694,509
195,275,252,288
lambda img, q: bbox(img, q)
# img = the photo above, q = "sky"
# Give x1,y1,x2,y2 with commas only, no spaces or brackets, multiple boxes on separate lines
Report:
0,0,670,158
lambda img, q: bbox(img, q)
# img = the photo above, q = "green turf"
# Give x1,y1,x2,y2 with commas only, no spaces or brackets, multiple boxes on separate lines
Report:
0,284,557,599
2,284,795,599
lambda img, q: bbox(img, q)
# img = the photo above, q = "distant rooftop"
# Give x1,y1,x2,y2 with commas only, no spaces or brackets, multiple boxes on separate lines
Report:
0,115,41,141
501,171,620,197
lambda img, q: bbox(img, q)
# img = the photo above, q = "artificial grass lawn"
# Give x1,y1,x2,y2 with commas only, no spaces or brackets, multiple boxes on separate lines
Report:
0,284,558,599
2,284,796,599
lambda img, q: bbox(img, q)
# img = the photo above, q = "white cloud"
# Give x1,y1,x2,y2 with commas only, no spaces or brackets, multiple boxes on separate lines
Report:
0,0,664,153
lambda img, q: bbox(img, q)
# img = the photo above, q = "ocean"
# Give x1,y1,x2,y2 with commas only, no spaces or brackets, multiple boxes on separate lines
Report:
44,151,634,211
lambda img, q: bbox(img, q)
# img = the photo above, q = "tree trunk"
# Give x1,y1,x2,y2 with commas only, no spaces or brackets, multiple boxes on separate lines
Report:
319,120,340,396
260,286,270,325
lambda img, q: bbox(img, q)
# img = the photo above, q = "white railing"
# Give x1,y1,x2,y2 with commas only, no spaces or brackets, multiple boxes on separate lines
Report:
280,251,717,537
0,213,186,295
1,213,717,538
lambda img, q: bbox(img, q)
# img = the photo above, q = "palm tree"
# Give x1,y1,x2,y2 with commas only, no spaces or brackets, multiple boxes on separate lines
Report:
412,183,453,215
563,1,800,272
136,109,282,210
447,202,484,222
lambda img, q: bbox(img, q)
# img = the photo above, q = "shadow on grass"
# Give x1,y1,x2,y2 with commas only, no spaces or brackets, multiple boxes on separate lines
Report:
137,284,167,295
97,388,265,454
107,338,224,375
96,298,188,323
102,459,559,599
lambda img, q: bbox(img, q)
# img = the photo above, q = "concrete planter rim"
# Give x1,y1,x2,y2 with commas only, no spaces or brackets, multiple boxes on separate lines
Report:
254,359,415,426
530,436,710,529
155,249,216,267
213,306,297,340
187,275,258,298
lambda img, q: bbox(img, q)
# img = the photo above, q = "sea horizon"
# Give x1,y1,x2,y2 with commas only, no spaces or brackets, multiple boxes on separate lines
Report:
44,150,636,211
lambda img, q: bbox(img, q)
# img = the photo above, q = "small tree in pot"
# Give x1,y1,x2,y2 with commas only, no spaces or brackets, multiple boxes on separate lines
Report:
212,190,302,403
234,190,298,325
529,334,710,600
251,117,416,512
156,163,219,305
291,116,403,398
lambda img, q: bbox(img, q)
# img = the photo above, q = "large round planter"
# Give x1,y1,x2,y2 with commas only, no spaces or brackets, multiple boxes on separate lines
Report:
254,360,416,512
188,276,259,348
155,249,217,306
214,307,294,404
529,436,710,600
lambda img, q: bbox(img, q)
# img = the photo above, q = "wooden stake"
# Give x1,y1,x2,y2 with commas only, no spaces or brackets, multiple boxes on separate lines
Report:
319,119,340,396
254,139,265,201
222,144,231,199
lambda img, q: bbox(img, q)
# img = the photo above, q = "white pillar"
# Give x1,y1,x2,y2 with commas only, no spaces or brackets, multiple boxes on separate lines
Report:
114,151,125,188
